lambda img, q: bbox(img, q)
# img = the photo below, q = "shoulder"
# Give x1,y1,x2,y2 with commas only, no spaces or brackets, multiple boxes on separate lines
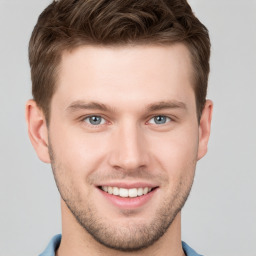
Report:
39,234,62,256
182,241,204,256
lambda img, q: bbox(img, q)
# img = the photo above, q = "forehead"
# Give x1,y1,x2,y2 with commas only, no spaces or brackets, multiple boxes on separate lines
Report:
53,43,195,110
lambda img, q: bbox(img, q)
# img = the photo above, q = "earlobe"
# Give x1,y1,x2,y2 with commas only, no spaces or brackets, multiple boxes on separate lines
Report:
25,100,51,163
197,100,213,160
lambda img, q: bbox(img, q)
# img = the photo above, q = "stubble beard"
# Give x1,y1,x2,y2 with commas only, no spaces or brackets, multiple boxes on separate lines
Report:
49,143,196,252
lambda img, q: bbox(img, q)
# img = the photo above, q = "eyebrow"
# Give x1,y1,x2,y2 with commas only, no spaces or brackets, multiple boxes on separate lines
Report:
147,101,187,111
66,100,187,113
66,101,116,113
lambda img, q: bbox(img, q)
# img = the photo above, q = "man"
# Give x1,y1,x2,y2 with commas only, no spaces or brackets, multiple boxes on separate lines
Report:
26,0,213,255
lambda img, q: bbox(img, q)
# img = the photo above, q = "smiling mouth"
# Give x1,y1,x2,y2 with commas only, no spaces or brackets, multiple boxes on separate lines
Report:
99,186,157,198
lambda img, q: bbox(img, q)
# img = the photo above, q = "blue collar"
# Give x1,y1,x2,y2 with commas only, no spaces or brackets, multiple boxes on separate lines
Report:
40,234,203,256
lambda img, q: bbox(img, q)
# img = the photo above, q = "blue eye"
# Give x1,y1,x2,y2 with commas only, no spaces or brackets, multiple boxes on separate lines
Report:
148,115,171,125
84,116,106,125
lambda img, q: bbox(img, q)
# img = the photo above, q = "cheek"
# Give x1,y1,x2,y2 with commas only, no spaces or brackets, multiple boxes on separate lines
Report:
149,126,199,177
150,131,198,198
49,123,110,178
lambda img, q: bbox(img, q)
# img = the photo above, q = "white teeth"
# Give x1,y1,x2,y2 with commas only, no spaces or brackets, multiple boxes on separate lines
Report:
128,188,138,198
107,187,113,194
143,187,149,195
137,188,143,196
113,187,119,195
101,186,153,197
119,188,129,197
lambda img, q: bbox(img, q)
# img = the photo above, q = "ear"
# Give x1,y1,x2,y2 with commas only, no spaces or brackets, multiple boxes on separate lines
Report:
25,100,51,163
197,100,213,160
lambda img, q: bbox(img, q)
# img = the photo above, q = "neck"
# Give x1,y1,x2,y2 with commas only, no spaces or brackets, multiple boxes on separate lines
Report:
56,199,185,256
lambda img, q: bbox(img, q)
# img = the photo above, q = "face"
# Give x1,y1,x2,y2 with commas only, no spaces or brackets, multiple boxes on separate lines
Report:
47,44,202,251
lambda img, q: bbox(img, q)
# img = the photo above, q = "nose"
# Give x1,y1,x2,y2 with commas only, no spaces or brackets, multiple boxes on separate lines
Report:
108,122,149,172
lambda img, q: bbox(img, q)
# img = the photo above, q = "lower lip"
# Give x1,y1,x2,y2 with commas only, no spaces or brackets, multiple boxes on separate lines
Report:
97,188,158,210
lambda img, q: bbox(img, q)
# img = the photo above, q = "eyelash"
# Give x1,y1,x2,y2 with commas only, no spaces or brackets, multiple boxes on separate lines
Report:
83,115,108,126
147,116,172,125
81,115,173,127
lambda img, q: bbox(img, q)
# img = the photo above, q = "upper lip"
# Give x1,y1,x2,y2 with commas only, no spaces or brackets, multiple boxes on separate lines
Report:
96,182,158,189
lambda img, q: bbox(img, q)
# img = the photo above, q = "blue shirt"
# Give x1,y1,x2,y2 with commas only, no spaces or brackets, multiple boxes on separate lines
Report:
39,234,203,256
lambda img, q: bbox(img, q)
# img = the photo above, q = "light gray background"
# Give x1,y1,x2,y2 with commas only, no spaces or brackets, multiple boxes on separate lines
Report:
0,0,255,255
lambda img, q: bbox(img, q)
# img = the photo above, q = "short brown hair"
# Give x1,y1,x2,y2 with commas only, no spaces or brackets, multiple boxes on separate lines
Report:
29,0,210,123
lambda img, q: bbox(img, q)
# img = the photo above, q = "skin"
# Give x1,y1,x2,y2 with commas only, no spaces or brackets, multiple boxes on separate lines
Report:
26,43,213,256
